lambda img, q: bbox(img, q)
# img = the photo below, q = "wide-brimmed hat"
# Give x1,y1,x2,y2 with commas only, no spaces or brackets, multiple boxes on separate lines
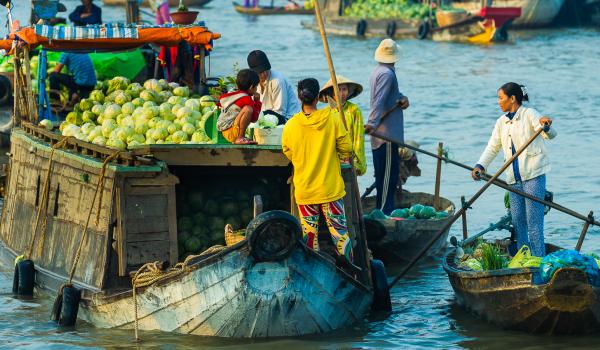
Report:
374,38,400,64
399,140,420,160
318,75,363,102
247,50,271,74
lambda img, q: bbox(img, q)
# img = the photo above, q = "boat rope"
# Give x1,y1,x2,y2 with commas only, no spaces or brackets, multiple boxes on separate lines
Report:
26,137,69,260
131,245,226,340
66,151,120,285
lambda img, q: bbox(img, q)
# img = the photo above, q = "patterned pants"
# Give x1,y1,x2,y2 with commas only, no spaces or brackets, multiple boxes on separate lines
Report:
297,199,354,262
509,175,546,257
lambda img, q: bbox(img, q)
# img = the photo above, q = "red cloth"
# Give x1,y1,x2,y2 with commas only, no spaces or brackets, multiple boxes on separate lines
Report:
219,90,262,122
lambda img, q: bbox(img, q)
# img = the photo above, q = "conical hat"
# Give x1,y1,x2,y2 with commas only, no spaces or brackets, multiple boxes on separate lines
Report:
319,75,363,102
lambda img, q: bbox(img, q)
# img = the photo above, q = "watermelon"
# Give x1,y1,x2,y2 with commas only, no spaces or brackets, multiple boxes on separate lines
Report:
177,216,194,232
418,206,437,219
409,204,424,217
434,211,450,220
370,209,388,220
184,237,202,252
390,208,409,218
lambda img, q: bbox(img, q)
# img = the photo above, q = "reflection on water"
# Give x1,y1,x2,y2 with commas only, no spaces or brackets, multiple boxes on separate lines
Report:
0,1,599,349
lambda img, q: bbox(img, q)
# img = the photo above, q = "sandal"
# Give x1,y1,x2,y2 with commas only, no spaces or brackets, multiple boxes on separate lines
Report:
234,137,257,145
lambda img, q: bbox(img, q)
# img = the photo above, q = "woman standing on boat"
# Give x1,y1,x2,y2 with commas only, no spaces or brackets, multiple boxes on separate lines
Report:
319,75,367,176
282,78,354,264
472,83,556,257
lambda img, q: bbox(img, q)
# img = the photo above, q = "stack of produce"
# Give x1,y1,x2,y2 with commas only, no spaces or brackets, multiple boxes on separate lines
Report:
458,241,509,271
343,0,430,20
367,204,450,221
175,176,290,260
42,76,220,150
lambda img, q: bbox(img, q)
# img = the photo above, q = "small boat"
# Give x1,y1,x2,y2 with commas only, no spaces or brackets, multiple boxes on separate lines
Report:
443,241,600,334
362,190,456,265
102,0,213,7
301,17,419,39
233,2,313,15
451,0,566,28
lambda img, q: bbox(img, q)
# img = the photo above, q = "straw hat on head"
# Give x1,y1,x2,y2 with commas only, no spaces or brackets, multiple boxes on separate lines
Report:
318,75,363,103
374,38,401,64
399,140,420,160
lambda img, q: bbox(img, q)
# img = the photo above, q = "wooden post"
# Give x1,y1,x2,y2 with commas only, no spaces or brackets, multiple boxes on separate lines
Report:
125,0,140,24
433,142,443,210
253,195,263,218
575,211,594,252
461,195,468,240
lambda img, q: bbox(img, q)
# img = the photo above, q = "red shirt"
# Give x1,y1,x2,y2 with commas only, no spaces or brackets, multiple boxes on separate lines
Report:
218,90,262,123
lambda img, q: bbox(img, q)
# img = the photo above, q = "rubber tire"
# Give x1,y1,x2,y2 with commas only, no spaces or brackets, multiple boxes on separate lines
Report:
364,217,386,242
417,21,430,40
370,259,392,312
16,260,35,296
59,285,81,327
0,75,11,107
356,19,367,37
246,210,301,262
386,21,397,38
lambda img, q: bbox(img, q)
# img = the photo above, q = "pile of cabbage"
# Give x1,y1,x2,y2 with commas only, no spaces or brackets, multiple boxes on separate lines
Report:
175,176,289,259
343,0,430,20
48,77,220,150
367,204,450,221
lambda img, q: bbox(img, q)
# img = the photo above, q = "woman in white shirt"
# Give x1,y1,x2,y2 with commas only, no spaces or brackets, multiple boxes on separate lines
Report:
472,83,556,257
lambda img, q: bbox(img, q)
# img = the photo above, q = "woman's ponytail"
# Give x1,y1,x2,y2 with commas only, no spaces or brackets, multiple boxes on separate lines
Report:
499,82,529,104
297,78,320,105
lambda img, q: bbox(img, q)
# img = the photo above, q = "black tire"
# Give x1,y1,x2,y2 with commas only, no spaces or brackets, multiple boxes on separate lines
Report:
356,19,367,37
386,21,397,38
59,285,81,327
364,217,387,242
246,210,301,262
0,75,12,107
370,259,392,312
12,263,19,295
417,21,430,40
16,260,35,297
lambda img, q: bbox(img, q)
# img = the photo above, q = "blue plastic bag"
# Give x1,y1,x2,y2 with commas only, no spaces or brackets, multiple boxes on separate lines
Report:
539,250,600,286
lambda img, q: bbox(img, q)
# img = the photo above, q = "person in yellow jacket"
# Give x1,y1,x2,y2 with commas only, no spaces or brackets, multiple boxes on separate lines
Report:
282,78,354,263
319,75,367,175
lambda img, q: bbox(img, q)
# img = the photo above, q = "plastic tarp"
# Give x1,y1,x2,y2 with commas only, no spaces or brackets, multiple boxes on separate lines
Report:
11,26,220,52
45,49,146,81
540,250,600,286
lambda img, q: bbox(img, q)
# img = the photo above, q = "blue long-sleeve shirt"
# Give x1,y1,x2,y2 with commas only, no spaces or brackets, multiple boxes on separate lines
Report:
368,63,405,150
69,4,102,26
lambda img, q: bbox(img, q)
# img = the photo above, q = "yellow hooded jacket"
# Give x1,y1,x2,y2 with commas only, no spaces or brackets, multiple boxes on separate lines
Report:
282,108,352,205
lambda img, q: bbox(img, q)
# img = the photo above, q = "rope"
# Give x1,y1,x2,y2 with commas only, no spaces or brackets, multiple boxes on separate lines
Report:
26,137,69,259
66,151,120,285
130,245,226,340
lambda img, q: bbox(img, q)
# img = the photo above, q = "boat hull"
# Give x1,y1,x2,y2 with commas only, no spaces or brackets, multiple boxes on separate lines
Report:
102,0,213,8
78,243,373,337
233,2,313,15
443,247,600,334
452,0,566,28
362,191,455,265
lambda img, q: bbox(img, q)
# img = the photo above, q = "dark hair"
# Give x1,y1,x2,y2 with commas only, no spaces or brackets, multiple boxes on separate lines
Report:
499,82,529,104
297,78,320,105
236,69,259,91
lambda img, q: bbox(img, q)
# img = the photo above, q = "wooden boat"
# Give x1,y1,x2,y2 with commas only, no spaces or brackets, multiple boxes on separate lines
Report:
301,17,418,39
102,0,213,7
0,24,377,338
443,242,600,334
451,0,566,28
362,191,455,265
233,2,313,15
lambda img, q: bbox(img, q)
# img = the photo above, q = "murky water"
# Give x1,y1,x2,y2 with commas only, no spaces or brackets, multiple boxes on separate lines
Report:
1,1,600,349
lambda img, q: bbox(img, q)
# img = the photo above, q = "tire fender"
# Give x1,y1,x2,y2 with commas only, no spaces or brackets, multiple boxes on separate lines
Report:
246,210,302,262
370,259,392,312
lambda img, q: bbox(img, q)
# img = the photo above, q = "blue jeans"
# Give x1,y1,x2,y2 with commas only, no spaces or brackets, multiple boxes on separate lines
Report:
509,175,546,257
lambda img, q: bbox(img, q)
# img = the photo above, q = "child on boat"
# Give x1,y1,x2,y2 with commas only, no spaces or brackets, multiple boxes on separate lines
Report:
319,75,367,176
472,83,556,257
282,78,354,264
217,69,261,145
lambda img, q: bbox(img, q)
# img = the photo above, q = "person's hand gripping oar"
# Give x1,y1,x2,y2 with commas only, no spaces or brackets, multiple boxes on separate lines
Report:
386,122,552,289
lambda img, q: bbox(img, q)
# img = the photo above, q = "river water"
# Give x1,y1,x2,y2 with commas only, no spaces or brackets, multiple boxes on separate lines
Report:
1,1,600,349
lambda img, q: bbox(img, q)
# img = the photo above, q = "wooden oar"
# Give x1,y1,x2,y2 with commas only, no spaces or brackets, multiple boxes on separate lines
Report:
387,125,548,289
313,0,370,279
370,129,600,228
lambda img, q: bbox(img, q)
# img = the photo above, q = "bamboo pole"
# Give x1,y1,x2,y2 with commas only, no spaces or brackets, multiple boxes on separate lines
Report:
313,0,371,281
575,211,594,252
460,195,468,240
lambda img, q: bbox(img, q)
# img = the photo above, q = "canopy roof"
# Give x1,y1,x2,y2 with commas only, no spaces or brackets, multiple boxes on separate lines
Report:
1,24,221,53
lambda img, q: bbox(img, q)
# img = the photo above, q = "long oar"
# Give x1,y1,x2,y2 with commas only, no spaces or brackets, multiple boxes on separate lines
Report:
387,125,548,289
371,129,600,228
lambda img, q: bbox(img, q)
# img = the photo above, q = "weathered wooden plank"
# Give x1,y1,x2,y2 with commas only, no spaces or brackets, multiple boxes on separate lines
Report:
124,194,168,220
167,185,178,266
126,231,170,243
125,217,169,234
126,240,171,266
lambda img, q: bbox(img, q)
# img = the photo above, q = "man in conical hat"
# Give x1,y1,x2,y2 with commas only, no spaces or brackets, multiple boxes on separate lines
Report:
319,75,367,176
364,38,410,215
